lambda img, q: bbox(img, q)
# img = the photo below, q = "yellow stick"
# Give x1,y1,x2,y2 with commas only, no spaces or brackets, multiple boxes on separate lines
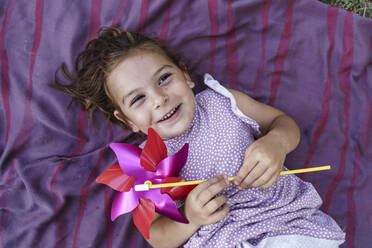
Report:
144,165,331,189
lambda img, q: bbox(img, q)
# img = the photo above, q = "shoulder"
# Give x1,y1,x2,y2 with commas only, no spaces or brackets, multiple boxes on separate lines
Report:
196,87,227,103
226,89,286,134
195,88,231,117
227,88,256,106
196,74,233,106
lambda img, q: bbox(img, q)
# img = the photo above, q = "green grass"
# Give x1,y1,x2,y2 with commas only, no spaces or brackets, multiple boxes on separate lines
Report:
319,0,372,18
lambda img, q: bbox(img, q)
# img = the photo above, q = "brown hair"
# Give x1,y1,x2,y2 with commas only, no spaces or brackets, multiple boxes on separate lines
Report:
50,27,183,130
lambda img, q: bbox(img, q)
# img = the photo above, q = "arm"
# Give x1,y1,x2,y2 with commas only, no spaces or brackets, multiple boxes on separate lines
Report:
228,89,300,188
147,175,230,248
147,212,199,248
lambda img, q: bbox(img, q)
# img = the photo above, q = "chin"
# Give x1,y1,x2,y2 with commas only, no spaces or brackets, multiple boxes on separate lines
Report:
159,131,181,140
157,125,187,140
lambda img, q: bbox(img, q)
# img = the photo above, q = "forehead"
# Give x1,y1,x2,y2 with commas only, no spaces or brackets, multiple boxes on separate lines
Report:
106,50,176,100
112,49,173,77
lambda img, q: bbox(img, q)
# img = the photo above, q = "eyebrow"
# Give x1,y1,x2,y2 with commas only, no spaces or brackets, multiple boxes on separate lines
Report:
122,64,173,105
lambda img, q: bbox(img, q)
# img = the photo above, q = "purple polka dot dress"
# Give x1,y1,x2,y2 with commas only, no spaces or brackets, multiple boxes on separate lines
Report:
162,74,345,247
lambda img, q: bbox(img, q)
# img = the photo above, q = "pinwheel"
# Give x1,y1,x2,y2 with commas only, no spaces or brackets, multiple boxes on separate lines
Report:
96,128,195,239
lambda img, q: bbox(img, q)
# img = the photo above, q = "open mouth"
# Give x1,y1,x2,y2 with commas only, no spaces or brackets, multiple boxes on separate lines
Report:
159,104,181,122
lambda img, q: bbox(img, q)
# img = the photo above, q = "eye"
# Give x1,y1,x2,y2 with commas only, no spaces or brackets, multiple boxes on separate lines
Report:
130,95,144,106
159,73,171,85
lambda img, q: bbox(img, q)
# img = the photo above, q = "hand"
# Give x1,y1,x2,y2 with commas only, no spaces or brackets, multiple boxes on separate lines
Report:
184,175,230,227
234,134,286,189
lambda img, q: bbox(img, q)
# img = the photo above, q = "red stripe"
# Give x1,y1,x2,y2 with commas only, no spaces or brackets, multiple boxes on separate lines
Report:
105,123,114,248
322,12,354,213
69,1,103,246
347,154,357,248
108,120,114,141
72,149,106,248
104,187,114,248
0,159,16,247
51,111,87,248
360,71,372,150
253,0,272,97
27,0,43,106
89,0,102,40
301,6,339,180
159,2,172,41
268,0,294,106
0,0,16,148
13,0,43,149
72,121,114,248
110,0,129,27
50,162,66,208
139,0,150,34
346,69,372,248
225,0,239,89
207,0,219,75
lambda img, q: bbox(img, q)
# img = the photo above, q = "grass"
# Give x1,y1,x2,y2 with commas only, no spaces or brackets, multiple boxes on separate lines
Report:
319,0,372,18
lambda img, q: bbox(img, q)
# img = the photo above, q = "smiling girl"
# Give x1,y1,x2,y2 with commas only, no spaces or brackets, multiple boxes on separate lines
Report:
51,27,344,248
107,49,195,140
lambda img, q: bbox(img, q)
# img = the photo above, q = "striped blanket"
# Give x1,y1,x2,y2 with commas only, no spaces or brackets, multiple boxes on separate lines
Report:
1,0,371,247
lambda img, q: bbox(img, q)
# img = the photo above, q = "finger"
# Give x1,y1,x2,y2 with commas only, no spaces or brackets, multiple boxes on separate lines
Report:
208,204,229,224
198,176,229,206
250,168,274,188
204,194,227,215
234,158,258,186
191,175,226,197
261,171,280,188
240,164,267,188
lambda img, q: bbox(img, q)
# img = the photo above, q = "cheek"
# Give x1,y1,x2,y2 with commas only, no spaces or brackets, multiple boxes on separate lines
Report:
126,108,152,126
170,83,191,98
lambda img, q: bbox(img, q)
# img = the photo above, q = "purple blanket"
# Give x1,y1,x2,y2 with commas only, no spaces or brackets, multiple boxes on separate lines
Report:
1,0,371,247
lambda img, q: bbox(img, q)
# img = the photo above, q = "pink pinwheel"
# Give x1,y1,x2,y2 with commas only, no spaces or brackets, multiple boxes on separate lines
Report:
96,128,194,239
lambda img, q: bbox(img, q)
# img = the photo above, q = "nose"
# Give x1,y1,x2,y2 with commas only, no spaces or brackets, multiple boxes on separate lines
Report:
152,89,169,109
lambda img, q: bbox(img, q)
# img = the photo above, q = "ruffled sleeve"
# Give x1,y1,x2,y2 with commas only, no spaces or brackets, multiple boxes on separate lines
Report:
204,74,261,137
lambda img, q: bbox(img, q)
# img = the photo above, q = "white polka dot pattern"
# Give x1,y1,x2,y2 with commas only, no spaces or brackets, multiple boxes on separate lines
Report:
162,78,345,248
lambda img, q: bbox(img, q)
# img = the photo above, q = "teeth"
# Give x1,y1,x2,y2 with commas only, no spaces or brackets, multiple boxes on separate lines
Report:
161,107,177,121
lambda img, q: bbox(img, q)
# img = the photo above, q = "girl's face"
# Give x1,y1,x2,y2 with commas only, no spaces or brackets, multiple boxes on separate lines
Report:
107,49,195,140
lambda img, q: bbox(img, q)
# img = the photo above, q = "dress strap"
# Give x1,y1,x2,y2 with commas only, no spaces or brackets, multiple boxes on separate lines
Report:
203,74,261,137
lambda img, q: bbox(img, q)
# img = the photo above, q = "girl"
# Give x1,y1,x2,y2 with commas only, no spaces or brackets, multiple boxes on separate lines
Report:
52,27,345,248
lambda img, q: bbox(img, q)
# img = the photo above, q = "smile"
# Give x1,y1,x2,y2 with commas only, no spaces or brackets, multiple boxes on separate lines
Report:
159,104,181,122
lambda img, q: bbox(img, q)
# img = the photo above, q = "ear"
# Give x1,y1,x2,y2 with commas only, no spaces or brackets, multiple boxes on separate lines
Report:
179,62,194,89
114,110,140,133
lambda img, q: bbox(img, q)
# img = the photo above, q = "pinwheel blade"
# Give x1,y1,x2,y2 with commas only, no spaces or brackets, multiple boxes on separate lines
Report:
96,163,134,192
155,143,189,178
161,177,196,200
140,128,167,172
132,198,155,239
111,189,139,221
147,189,188,224
110,143,142,177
